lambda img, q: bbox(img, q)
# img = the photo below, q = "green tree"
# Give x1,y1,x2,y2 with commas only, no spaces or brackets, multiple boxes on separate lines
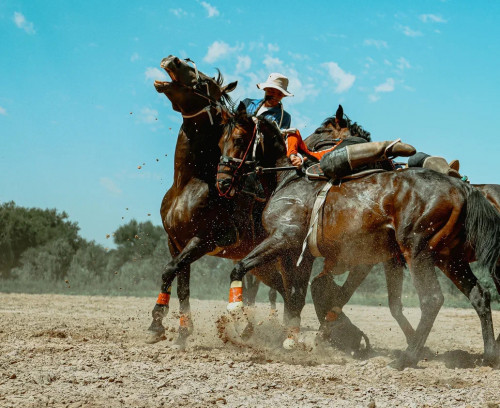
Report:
0,201,81,278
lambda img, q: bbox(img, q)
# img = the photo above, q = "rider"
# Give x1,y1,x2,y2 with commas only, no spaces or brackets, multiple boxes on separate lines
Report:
286,105,416,176
241,73,293,201
242,72,292,130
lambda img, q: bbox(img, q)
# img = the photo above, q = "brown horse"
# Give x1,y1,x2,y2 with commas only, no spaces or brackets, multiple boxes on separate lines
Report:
218,104,500,368
307,116,500,348
148,56,286,347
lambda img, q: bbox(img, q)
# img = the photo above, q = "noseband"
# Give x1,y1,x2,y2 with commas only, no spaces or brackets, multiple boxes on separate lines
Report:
181,58,222,125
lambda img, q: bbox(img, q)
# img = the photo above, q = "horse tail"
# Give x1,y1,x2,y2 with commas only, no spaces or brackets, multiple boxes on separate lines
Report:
464,185,500,287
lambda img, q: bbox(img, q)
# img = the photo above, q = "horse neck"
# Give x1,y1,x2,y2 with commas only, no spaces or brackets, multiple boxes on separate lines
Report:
172,116,223,186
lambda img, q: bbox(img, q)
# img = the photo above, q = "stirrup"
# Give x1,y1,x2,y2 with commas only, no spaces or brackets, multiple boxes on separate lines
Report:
382,138,401,161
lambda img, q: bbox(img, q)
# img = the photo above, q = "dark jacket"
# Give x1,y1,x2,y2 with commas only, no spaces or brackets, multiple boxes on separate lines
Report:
242,98,291,130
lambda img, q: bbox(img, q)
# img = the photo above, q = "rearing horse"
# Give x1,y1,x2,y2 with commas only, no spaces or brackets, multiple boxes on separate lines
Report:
148,56,286,347
218,104,500,368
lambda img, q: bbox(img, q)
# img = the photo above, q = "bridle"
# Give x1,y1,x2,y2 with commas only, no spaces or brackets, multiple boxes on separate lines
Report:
216,117,296,199
180,58,223,125
216,119,259,198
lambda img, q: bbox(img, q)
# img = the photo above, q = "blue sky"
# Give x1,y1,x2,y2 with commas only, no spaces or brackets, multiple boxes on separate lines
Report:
1,1,499,246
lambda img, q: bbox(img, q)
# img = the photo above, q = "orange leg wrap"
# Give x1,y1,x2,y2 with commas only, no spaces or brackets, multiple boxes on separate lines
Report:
179,314,191,328
156,292,171,306
229,286,243,303
325,310,339,322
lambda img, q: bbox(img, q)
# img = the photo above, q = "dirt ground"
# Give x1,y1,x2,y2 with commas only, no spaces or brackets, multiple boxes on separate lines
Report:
0,293,499,408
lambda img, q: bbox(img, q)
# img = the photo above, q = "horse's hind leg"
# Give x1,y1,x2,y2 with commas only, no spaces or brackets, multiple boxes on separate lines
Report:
175,266,194,349
383,258,415,345
440,256,498,365
395,256,444,369
280,253,314,349
242,273,260,307
269,288,278,313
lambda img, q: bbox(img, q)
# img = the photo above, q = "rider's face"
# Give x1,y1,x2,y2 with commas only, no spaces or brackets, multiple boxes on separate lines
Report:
264,88,285,107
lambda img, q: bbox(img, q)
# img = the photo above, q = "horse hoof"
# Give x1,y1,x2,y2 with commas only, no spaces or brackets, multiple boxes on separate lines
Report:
227,301,244,312
145,330,165,344
171,342,186,351
283,337,297,350
240,323,254,341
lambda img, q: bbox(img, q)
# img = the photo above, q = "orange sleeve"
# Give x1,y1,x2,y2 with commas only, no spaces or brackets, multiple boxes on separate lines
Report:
286,130,309,157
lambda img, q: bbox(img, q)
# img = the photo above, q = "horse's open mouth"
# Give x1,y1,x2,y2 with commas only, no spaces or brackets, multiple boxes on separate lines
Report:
163,67,177,83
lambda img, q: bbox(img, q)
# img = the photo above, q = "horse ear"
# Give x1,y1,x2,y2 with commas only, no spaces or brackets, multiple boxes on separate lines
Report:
336,105,344,121
222,81,238,94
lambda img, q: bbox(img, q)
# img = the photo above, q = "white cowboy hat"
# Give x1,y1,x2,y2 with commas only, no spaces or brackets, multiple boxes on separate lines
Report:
256,73,293,97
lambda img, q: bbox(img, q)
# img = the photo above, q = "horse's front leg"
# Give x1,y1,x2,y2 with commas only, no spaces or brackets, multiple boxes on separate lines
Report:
146,235,215,344
226,231,311,349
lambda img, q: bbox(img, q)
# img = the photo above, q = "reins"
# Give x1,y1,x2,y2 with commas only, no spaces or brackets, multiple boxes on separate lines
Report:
216,124,258,198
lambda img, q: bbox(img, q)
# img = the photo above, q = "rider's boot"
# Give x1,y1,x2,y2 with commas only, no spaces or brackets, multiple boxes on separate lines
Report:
423,156,461,178
347,140,416,169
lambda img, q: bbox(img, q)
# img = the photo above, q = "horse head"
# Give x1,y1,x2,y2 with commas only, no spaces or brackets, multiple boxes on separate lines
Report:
154,55,237,118
217,102,286,198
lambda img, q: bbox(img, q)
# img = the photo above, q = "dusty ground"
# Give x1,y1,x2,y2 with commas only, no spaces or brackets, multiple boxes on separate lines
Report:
0,293,499,408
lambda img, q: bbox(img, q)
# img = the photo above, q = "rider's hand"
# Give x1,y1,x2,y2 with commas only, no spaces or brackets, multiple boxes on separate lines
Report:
289,154,302,168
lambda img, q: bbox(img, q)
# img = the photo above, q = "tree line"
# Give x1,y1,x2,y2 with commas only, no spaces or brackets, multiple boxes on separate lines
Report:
1,201,498,307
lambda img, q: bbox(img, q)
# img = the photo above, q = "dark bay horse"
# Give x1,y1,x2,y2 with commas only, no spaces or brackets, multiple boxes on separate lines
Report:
147,56,285,346
218,105,500,368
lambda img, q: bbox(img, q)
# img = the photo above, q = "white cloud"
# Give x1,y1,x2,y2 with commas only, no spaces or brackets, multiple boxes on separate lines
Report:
288,51,310,61
322,62,356,93
204,41,238,63
363,39,388,49
145,67,167,82
236,56,251,73
397,57,411,71
267,43,279,52
170,8,188,17
201,1,219,17
397,24,422,37
138,107,159,124
375,78,395,93
13,12,35,34
100,178,122,195
0,106,6,115
286,73,319,104
368,94,380,103
420,14,447,23
130,53,139,62
263,55,283,70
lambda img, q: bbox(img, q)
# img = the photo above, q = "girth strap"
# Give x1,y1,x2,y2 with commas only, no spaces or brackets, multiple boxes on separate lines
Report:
297,180,333,266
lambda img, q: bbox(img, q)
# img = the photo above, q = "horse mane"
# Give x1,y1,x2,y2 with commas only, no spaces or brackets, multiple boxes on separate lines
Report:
214,69,234,109
313,114,372,142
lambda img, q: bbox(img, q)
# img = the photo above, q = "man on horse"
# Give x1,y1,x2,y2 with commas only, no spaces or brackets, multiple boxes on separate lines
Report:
242,72,292,130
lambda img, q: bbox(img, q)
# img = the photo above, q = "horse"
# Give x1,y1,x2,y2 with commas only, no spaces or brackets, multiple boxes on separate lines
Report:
217,103,500,368
306,115,500,348
147,56,284,347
